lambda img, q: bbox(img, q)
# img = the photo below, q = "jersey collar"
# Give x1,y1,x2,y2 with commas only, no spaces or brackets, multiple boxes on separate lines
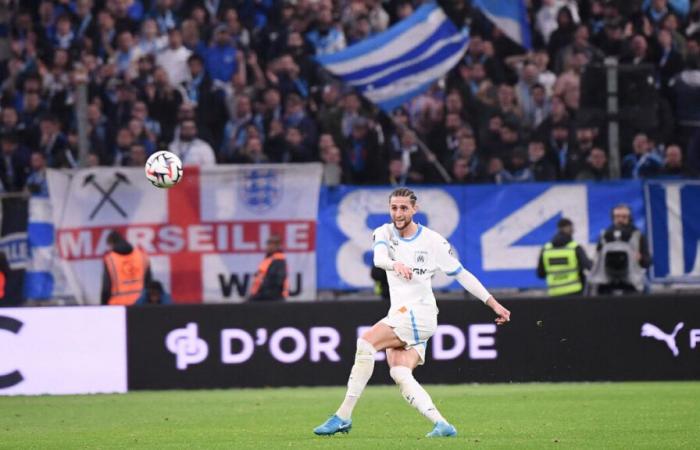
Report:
393,223,423,242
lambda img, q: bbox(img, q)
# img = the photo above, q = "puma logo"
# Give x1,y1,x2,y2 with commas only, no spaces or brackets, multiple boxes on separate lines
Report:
641,322,684,357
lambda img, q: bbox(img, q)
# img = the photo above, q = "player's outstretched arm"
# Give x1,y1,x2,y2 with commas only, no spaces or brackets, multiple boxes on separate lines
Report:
485,296,511,325
373,240,413,279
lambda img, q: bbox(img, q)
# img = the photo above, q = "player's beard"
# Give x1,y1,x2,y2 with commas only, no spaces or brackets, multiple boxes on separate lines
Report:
393,217,412,231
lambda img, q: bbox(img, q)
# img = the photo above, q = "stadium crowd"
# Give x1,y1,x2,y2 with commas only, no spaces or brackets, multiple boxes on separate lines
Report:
0,0,699,192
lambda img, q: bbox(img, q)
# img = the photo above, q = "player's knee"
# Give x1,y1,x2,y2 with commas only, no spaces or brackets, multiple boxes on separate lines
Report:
389,365,413,385
356,338,376,357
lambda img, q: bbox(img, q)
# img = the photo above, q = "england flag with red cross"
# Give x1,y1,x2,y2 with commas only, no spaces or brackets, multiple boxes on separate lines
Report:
45,164,322,304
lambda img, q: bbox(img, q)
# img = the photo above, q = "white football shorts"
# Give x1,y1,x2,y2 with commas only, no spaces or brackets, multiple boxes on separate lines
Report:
380,304,437,365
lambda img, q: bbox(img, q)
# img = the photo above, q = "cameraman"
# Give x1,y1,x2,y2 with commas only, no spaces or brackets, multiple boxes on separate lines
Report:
588,204,651,295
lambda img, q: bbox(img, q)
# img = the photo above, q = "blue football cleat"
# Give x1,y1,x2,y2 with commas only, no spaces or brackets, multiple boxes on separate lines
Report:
313,415,352,436
425,421,457,438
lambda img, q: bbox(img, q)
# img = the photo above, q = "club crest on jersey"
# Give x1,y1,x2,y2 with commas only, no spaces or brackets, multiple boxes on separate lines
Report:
414,251,428,266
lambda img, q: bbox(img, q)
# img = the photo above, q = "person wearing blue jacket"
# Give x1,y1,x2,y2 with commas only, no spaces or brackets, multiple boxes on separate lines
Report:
203,25,237,83
136,280,173,305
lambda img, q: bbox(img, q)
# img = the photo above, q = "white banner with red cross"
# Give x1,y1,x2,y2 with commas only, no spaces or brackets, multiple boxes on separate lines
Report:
46,164,322,304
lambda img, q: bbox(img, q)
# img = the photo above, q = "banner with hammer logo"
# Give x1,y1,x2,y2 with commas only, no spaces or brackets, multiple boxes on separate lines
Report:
45,164,322,304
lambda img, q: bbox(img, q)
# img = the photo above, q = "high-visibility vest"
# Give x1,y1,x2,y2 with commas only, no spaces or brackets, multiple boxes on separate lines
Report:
250,252,288,298
542,241,583,296
105,248,148,306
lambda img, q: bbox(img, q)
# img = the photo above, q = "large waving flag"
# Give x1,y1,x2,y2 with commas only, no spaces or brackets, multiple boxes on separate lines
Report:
317,2,469,112
473,0,532,49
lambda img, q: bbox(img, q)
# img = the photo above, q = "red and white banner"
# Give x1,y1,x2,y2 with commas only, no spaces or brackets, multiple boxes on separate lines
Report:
47,164,322,304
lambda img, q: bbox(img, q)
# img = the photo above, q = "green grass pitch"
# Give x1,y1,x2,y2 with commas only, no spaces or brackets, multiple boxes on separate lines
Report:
1,382,698,449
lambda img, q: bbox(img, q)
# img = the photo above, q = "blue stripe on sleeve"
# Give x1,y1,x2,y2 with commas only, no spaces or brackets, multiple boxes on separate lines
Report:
445,266,463,276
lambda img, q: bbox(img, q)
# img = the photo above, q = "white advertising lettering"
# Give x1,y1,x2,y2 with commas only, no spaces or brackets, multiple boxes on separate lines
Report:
166,323,209,369
469,324,498,359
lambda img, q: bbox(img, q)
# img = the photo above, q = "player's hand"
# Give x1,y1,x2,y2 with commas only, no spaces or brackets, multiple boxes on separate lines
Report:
393,262,413,280
486,296,510,325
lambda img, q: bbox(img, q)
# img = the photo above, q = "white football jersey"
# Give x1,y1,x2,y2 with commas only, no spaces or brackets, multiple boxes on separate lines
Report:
372,223,463,314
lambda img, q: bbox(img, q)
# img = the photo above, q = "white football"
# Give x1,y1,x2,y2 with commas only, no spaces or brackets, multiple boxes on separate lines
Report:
145,150,183,188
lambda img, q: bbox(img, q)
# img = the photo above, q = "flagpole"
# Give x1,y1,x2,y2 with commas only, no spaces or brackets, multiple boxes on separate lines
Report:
313,64,453,183
384,112,453,183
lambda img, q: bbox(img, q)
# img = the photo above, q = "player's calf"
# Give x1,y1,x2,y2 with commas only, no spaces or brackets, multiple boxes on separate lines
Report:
390,366,452,429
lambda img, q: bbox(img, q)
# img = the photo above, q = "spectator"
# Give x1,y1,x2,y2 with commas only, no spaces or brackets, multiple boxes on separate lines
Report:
485,156,508,184
670,56,700,142
0,133,28,192
537,217,592,296
136,18,166,55
111,30,142,77
182,53,227,147
111,127,135,166
524,83,551,130
203,24,239,84
136,280,173,305
588,204,652,295
128,118,156,155
385,157,407,186
658,144,698,176
450,157,480,184
306,7,346,56
321,145,347,186
38,114,75,168
576,147,610,181
555,24,604,73
26,152,49,197
101,230,152,306
547,123,577,179
150,0,178,34
249,235,288,302
548,6,578,58
502,148,533,183
231,134,269,164
126,143,148,167
452,133,484,179
144,67,183,143
168,119,216,165
283,93,318,151
621,132,664,178
528,140,557,181
156,28,192,87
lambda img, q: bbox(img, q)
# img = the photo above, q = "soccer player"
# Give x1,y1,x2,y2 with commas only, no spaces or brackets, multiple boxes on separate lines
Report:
313,187,511,438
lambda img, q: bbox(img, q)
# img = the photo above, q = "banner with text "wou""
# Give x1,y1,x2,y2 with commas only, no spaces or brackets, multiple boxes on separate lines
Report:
47,164,322,304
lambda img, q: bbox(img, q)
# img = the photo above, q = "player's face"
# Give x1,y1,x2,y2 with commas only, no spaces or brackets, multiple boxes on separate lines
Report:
389,196,416,231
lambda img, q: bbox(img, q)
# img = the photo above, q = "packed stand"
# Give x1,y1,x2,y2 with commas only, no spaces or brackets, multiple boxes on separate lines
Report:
0,0,699,192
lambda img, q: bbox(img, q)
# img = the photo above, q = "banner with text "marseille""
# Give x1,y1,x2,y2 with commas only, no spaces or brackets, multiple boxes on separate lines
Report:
317,182,645,290
47,164,322,304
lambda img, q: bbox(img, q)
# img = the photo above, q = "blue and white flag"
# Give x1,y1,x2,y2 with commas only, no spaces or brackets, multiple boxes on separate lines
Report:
473,0,532,49
317,2,469,112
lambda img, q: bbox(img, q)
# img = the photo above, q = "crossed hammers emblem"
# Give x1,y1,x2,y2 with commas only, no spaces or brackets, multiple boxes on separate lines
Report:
83,172,130,219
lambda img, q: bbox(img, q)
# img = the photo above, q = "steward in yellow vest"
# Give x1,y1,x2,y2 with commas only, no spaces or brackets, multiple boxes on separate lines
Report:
101,230,152,305
537,218,592,296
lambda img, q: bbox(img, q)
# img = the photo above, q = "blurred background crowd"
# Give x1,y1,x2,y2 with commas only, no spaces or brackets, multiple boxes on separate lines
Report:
0,0,699,193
